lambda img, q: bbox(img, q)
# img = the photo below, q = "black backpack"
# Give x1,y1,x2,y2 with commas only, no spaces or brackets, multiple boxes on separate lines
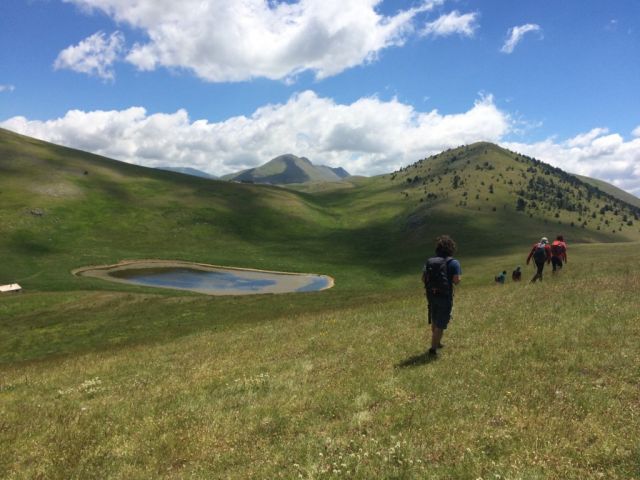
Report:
424,256,453,297
533,243,547,263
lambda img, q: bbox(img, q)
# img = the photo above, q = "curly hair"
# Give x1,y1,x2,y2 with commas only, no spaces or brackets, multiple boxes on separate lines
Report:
435,235,457,257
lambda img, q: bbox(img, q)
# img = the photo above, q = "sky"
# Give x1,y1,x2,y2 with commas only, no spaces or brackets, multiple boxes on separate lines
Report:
1,0,639,195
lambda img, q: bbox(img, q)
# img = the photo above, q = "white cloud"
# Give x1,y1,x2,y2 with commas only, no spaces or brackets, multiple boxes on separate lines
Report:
421,10,479,38
54,31,125,80
632,125,640,138
60,0,444,82
501,24,541,54
566,127,609,148
3,92,639,196
0,91,509,177
0,84,16,92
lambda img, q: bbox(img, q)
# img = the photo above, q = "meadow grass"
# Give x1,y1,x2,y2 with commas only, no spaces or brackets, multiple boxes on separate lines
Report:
2,243,639,479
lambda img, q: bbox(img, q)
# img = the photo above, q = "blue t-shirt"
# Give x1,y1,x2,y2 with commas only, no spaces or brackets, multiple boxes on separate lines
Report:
448,259,462,277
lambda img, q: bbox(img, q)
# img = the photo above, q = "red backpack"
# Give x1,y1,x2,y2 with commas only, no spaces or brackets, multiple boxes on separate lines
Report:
551,241,565,257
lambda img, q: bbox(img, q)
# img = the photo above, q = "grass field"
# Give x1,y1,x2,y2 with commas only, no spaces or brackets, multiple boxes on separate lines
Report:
2,243,639,479
1,129,639,478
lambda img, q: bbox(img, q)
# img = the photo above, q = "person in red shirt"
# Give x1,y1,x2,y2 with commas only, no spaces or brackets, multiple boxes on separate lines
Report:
550,235,568,273
526,237,552,283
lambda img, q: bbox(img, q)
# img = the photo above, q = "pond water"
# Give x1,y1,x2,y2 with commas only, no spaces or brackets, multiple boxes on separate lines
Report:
75,262,333,295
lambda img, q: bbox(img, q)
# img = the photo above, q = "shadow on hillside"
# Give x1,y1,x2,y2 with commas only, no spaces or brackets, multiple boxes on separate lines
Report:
395,351,437,368
318,203,616,278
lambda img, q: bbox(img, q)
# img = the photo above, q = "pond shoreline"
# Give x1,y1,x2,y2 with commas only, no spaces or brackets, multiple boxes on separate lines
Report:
72,259,335,296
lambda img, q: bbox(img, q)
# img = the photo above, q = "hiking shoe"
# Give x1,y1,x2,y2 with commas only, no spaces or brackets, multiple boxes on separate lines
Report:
428,348,437,356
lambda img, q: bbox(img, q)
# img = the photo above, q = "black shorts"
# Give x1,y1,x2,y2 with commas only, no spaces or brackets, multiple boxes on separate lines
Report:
427,296,453,329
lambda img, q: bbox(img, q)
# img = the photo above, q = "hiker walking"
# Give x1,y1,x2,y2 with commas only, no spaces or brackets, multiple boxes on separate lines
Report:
422,235,462,357
512,266,522,281
550,235,568,273
526,237,551,283
495,271,507,284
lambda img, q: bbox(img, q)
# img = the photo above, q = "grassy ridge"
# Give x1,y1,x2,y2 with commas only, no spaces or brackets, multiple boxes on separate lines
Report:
576,174,640,209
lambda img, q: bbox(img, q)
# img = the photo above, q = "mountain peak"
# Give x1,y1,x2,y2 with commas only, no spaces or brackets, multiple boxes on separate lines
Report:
222,154,350,184
388,142,640,240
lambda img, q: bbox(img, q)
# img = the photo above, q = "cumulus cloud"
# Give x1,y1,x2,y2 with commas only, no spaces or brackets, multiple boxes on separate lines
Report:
60,0,455,82
0,91,509,176
505,129,640,196
54,31,125,80
0,84,16,92
421,10,479,38
3,92,639,195
566,127,609,148
632,125,640,138
501,23,541,54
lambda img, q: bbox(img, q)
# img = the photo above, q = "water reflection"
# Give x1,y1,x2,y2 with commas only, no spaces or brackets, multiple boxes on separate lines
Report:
111,267,279,292
76,262,333,295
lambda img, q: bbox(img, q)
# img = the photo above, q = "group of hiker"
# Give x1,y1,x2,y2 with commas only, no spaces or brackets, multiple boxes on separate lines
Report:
524,235,568,282
421,233,568,357
495,235,568,284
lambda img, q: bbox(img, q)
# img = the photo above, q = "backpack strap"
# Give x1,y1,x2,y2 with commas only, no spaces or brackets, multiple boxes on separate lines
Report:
445,257,455,298
444,256,453,279
444,257,455,297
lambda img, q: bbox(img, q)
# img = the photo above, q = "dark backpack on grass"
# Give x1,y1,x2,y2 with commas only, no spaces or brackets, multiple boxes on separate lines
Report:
533,243,547,263
424,256,453,298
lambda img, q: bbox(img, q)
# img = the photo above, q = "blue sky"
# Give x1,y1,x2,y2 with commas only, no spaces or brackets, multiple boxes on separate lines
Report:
1,0,639,194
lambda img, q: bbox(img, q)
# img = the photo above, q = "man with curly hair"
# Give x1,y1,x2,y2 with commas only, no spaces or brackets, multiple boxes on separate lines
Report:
422,235,462,357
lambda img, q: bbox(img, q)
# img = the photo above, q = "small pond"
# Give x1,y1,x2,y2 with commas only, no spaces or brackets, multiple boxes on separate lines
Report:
74,261,333,295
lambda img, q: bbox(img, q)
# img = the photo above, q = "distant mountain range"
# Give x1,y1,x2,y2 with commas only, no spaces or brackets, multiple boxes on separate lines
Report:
156,166,216,179
221,154,350,184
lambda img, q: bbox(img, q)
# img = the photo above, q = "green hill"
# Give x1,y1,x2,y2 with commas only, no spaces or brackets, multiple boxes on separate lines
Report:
575,174,640,209
2,129,640,478
222,153,350,184
157,166,217,179
386,142,640,247
1,129,639,292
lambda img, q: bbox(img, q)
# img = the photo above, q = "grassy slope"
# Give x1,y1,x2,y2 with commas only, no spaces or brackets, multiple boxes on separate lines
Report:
0,130,350,290
1,129,639,478
387,142,640,249
575,174,640,209
2,243,639,479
